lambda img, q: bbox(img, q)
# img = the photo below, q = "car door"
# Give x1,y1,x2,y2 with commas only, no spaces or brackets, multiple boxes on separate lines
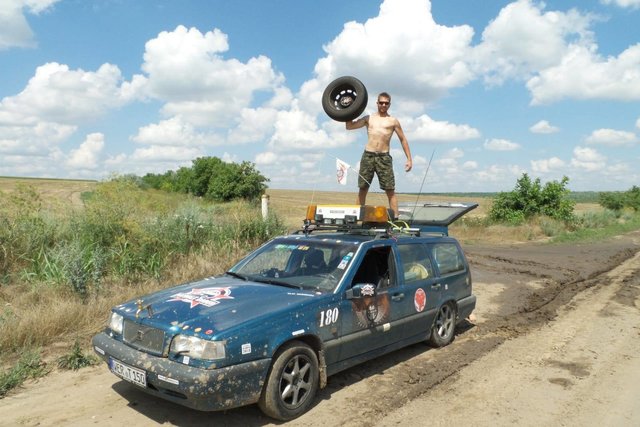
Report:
394,242,441,342
336,243,406,362
430,241,470,303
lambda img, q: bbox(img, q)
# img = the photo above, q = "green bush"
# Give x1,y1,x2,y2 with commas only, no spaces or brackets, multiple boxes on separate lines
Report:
599,186,640,212
0,350,47,398
489,174,575,224
57,339,99,370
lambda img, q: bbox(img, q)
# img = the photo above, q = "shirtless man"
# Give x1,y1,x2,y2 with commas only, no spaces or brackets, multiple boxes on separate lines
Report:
346,92,412,218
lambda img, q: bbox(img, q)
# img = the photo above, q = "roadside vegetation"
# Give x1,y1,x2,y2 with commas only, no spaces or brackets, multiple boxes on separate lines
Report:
452,174,640,244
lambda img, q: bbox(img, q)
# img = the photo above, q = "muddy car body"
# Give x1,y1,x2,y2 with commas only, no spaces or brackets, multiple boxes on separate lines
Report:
92,202,477,420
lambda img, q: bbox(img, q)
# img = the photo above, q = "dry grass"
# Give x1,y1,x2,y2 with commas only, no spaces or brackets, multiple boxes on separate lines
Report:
0,246,242,364
0,177,96,212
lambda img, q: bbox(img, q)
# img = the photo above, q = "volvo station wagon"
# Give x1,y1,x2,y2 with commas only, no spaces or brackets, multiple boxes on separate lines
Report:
92,201,477,420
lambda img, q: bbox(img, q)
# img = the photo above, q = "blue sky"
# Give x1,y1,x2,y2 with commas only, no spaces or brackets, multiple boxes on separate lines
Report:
1,0,639,193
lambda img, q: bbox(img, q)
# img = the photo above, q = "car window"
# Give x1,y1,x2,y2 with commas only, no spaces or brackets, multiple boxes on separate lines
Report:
432,243,465,275
398,244,434,282
231,240,357,292
351,246,395,289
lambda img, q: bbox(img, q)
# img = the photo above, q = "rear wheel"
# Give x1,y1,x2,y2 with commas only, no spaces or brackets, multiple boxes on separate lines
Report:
258,341,319,420
428,302,456,347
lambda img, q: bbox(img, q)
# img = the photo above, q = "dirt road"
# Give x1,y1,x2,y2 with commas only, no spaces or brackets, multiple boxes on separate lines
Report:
1,232,639,426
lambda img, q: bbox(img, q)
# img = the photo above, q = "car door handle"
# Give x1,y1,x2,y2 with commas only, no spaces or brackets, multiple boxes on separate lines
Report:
391,293,405,301
431,283,442,290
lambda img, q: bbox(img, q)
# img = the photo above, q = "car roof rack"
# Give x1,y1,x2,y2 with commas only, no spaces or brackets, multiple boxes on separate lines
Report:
294,202,479,237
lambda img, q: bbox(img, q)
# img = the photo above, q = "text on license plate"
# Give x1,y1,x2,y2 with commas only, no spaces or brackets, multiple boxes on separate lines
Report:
109,358,147,388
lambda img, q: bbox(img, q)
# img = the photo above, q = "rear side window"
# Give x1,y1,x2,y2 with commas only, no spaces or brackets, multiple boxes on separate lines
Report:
398,244,434,283
432,243,465,275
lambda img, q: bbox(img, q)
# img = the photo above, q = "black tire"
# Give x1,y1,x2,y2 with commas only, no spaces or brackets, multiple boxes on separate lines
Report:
321,76,368,122
427,302,457,348
258,341,319,420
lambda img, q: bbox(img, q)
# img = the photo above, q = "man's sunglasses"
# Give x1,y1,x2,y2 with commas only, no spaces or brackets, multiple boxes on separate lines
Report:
377,101,389,105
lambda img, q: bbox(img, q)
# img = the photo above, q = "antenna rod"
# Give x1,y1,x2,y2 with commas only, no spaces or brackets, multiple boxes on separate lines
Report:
412,149,436,219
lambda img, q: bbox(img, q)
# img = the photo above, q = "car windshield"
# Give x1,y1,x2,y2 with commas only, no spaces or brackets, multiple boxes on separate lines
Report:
229,239,358,293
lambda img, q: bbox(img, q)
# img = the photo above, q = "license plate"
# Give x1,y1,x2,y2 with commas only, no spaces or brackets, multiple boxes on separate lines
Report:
109,358,147,388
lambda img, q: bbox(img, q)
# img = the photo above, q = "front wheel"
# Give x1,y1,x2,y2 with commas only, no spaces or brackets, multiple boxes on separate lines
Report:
427,302,457,347
258,341,319,420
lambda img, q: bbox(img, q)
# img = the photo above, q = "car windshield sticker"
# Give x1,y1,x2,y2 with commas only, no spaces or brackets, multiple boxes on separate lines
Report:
168,287,234,308
414,288,427,312
275,244,309,251
337,252,354,270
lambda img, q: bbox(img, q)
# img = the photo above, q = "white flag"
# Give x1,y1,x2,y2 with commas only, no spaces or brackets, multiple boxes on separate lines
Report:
336,158,349,185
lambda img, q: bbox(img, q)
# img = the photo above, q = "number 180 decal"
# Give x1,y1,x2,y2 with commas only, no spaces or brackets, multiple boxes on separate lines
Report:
319,307,339,327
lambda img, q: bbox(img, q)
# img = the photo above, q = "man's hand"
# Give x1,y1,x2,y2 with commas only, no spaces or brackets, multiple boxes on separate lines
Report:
405,159,413,172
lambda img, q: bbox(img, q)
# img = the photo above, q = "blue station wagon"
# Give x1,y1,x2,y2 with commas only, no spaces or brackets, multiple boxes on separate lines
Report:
92,202,477,420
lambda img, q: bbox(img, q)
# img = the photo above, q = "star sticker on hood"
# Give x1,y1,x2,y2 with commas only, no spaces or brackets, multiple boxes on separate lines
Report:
168,287,234,308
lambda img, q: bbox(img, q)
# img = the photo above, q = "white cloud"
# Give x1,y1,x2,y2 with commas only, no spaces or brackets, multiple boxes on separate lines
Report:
304,0,475,111
408,115,480,142
268,107,338,151
141,25,286,127
531,156,565,173
0,0,60,50
66,133,104,170
444,147,465,159
571,146,606,171
483,138,520,151
527,44,640,104
585,128,638,146
472,164,525,186
0,62,131,124
131,116,215,146
530,120,560,134
255,151,278,166
130,145,203,162
601,0,640,8
462,160,478,170
473,0,594,85
228,108,278,144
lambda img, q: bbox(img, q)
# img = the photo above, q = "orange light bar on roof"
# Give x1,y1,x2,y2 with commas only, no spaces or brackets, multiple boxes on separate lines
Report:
305,205,317,221
361,205,390,223
305,204,389,225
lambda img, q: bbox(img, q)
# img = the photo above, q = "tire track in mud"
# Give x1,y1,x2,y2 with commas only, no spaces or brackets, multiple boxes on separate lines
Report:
297,238,640,427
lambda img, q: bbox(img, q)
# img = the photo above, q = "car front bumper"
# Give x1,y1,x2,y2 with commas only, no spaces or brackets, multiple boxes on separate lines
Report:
92,332,271,411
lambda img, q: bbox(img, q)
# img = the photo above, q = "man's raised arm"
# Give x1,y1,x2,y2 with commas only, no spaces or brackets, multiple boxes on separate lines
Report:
345,115,369,130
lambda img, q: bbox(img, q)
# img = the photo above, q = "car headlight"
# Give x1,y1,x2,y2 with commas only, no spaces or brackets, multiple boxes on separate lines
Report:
109,312,124,335
170,335,226,360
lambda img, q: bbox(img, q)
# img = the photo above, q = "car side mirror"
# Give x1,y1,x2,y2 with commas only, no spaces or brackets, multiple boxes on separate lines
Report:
345,283,377,299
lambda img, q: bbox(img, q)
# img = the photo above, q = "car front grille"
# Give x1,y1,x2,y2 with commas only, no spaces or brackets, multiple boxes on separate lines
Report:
123,320,166,355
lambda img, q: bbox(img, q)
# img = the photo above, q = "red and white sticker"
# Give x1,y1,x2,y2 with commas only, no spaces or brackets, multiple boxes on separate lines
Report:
414,288,426,312
168,287,234,308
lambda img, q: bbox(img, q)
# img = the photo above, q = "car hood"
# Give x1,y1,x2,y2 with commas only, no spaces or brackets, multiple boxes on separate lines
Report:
115,275,319,336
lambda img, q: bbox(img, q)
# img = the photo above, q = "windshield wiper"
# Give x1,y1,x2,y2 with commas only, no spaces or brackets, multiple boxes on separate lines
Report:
225,271,248,281
254,278,303,289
